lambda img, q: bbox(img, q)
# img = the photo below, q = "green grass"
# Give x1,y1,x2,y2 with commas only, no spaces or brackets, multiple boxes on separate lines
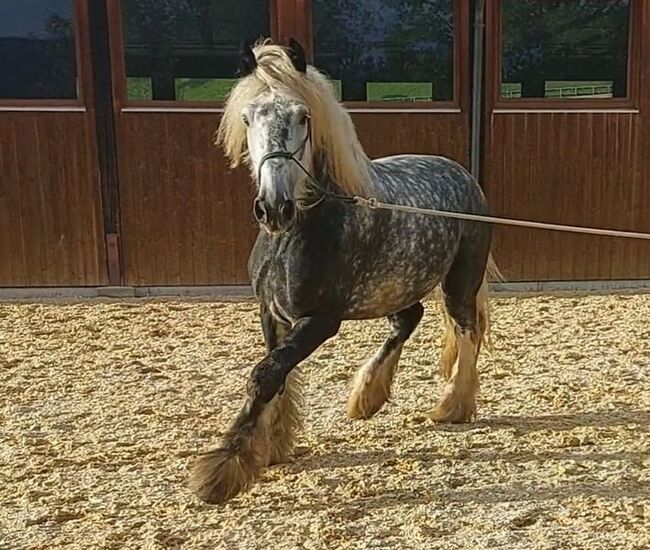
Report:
502,80,613,99
545,80,612,88
501,82,522,97
366,82,433,101
126,77,153,100
126,77,237,101
175,78,237,101
126,77,441,103
329,79,342,101
127,76,614,103
294,79,431,102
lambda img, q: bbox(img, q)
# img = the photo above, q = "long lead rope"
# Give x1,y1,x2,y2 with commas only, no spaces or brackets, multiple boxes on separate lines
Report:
353,196,650,241
256,126,650,241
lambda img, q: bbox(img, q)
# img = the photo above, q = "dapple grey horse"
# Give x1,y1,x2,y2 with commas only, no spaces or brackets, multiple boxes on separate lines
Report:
190,39,497,504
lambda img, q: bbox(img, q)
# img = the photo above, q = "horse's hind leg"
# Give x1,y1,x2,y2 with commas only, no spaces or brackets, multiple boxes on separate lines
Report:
431,242,490,423
347,302,424,419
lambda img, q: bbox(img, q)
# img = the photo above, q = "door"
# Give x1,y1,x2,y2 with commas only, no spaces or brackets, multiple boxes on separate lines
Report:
106,0,279,286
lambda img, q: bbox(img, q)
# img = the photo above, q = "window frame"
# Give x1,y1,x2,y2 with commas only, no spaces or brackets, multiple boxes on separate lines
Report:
488,0,642,111
0,0,90,109
107,0,279,110
308,0,468,112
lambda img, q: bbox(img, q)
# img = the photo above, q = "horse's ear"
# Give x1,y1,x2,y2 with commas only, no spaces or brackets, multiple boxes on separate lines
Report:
286,37,307,73
238,41,257,76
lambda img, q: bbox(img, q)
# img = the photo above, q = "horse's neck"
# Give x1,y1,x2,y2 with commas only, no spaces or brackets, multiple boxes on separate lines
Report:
313,155,375,197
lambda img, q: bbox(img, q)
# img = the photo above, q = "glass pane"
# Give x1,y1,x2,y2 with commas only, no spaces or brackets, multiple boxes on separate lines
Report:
0,0,78,100
312,0,454,102
501,0,630,100
366,82,433,102
121,0,270,102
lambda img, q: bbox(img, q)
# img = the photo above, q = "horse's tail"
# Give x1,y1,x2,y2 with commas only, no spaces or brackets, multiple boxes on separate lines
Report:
477,252,503,351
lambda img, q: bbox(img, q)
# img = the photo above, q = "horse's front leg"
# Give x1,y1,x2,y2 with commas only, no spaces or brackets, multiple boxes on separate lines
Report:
259,304,300,465
189,314,341,504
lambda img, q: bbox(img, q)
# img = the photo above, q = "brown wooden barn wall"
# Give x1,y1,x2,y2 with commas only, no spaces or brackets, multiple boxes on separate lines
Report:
483,0,650,281
485,112,650,281
0,0,108,288
117,113,257,285
111,0,470,286
0,113,107,286
354,113,468,166
115,112,468,285
1,0,649,288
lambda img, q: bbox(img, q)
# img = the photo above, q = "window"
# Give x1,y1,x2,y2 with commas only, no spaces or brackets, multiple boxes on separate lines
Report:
312,0,454,103
120,0,270,102
0,0,78,100
500,0,631,100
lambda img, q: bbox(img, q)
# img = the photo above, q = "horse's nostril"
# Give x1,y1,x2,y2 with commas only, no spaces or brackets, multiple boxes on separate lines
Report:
281,200,295,221
253,198,267,223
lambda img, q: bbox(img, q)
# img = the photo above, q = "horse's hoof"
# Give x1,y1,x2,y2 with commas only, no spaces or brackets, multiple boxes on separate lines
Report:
346,387,388,419
189,447,260,504
429,400,476,424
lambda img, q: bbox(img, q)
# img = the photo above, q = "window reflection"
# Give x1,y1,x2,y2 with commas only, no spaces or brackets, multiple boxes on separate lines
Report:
313,0,454,102
0,0,77,100
121,0,270,101
501,0,630,100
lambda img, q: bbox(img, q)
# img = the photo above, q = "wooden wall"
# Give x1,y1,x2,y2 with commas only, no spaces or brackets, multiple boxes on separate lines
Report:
117,112,257,286
485,112,650,280
0,0,107,288
112,1,470,286
116,111,468,286
0,112,107,286
354,113,468,166
2,0,648,288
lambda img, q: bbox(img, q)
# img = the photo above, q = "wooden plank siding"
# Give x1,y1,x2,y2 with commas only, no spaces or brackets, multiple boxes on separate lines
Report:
485,112,649,280
107,0,268,286
0,112,107,286
0,0,108,287
116,112,467,286
117,113,257,286
483,0,650,281
111,0,470,286
274,0,312,54
3,0,648,288
354,113,468,167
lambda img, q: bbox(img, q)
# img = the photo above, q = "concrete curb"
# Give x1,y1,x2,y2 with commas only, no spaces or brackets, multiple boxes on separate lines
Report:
0,281,648,302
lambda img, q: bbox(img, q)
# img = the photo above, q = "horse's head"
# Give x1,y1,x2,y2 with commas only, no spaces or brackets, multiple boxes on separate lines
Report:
217,39,370,233
240,39,312,233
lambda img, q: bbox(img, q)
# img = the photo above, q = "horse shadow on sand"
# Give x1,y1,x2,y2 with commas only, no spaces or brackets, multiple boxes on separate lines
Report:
272,405,649,512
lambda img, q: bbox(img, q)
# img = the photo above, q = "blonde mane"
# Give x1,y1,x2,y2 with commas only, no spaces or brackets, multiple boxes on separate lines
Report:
216,40,371,197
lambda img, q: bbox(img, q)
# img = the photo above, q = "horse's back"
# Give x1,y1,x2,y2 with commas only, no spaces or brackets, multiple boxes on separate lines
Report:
369,154,487,214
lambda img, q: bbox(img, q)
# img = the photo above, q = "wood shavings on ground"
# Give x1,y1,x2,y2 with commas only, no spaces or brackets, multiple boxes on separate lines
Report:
0,293,649,549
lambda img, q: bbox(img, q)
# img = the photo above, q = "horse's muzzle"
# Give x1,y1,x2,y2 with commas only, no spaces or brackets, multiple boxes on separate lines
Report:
253,197,296,232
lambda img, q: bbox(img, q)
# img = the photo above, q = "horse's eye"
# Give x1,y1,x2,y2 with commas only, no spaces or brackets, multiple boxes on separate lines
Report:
299,114,309,126
242,114,249,126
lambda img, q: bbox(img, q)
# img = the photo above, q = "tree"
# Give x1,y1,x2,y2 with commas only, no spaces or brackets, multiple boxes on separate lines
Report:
313,0,454,101
121,0,194,99
501,0,630,97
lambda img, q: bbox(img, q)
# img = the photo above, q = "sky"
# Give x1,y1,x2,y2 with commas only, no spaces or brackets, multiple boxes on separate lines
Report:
0,0,73,38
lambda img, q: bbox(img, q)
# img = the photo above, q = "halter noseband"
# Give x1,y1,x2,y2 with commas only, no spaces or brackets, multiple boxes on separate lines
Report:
255,119,356,210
